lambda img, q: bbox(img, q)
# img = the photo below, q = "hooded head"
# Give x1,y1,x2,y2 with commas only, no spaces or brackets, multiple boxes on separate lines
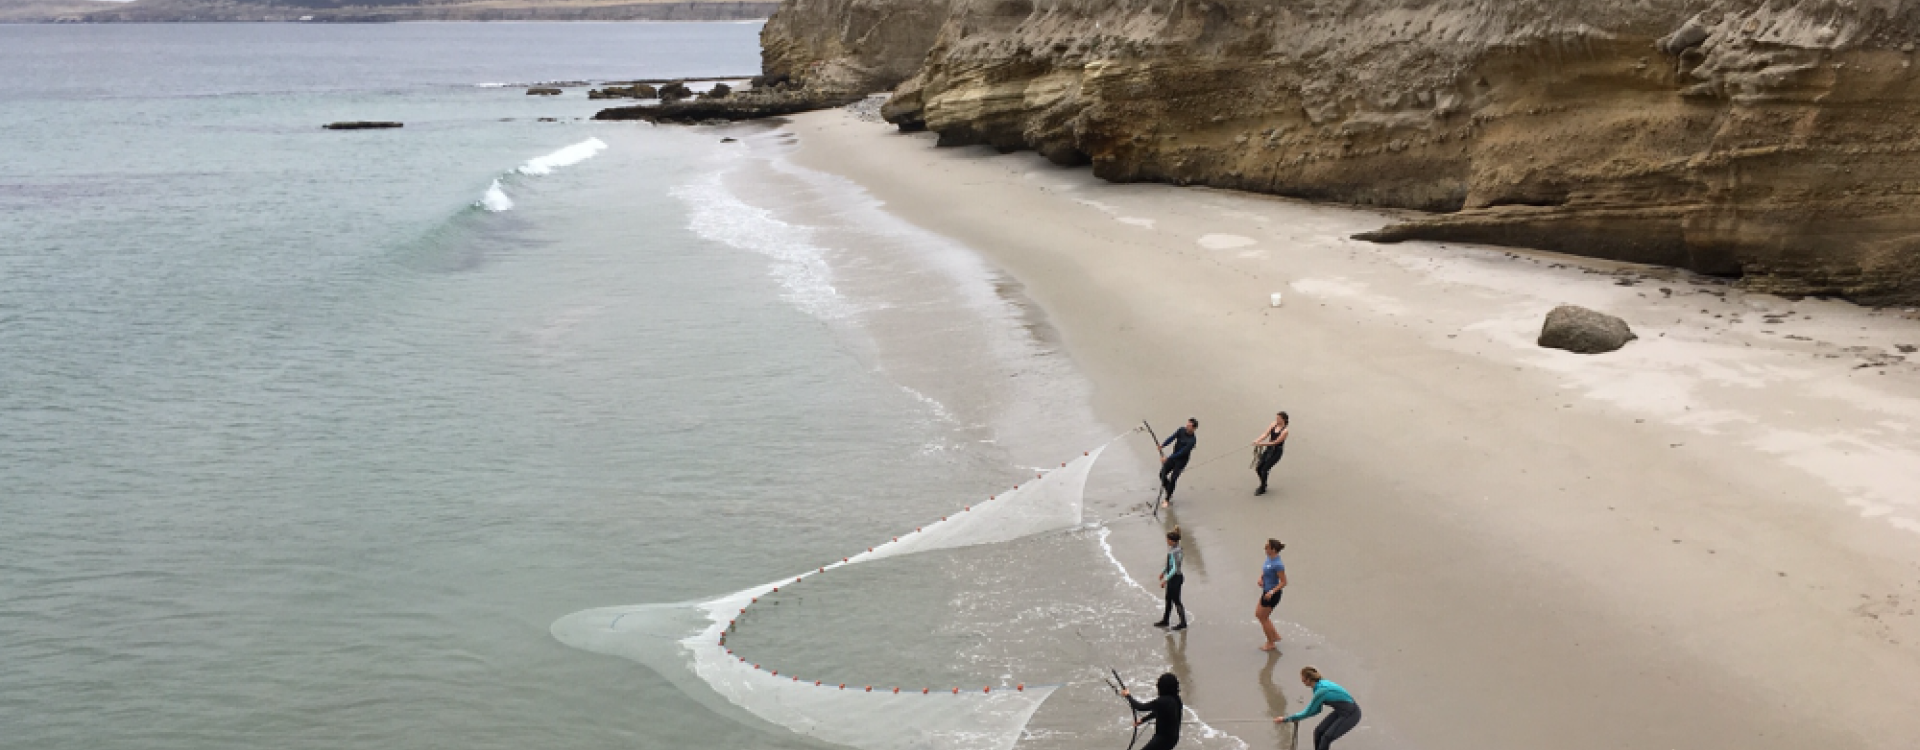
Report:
1155,672,1179,696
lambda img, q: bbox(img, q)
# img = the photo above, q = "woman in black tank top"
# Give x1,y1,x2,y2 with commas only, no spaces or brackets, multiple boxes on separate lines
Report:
1252,411,1289,495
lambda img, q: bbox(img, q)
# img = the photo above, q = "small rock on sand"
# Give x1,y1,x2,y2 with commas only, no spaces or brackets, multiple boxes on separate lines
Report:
323,121,402,130
1538,305,1637,354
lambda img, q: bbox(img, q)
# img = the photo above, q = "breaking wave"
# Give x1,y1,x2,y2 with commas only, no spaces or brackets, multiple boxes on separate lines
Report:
472,138,608,212
517,137,608,176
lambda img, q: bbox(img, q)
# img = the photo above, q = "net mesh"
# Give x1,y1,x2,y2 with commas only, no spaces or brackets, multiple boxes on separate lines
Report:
550,441,1116,750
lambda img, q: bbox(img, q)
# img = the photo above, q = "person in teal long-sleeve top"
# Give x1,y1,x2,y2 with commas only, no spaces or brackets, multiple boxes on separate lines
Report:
1274,666,1360,750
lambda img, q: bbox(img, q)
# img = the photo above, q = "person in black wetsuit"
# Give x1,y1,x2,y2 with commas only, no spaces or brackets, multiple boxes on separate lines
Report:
1251,411,1289,496
1158,419,1198,508
1121,672,1183,750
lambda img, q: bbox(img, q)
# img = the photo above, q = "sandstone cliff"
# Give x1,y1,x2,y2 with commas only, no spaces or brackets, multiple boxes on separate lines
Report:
764,0,1920,304
760,0,952,92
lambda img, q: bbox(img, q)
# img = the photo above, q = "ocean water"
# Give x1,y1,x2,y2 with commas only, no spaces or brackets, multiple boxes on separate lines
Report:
0,23,1236,750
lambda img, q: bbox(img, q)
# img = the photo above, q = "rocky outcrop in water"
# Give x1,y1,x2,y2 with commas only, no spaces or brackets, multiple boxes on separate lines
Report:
593,86,865,123
589,83,660,100
323,121,402,130
658,82,696,102
761,0,1920,304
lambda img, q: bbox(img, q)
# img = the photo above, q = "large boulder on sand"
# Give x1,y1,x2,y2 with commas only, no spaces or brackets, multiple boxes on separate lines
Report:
1538,305,1637,354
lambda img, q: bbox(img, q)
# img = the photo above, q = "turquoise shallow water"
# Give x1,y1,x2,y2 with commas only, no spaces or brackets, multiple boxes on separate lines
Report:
1,22,1241,750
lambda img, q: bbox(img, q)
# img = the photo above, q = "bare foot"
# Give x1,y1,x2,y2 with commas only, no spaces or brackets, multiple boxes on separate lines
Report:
1160,500,1169,509
1259,643,1277,652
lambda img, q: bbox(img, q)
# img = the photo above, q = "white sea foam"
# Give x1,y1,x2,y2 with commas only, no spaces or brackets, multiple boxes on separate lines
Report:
899,385,959,426
517,137,608,176
1094,527,1153,595
552,442,1121,750
479,179,514,212
473,82,510,88
672,172,857,321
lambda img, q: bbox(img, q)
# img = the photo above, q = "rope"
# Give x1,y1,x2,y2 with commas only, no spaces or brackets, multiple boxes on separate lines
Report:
1185,445,1254,470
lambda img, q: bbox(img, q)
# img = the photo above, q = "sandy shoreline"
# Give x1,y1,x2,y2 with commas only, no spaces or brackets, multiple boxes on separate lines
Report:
770,107,1920,749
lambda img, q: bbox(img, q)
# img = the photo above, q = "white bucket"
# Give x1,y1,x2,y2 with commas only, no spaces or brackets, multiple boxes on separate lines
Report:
1270,292,1284,308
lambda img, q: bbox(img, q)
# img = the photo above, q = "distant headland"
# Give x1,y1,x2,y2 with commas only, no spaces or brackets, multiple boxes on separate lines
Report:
0,0,778,23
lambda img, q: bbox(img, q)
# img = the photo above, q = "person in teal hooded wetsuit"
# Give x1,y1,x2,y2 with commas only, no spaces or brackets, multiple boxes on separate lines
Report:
1274,666,1360,750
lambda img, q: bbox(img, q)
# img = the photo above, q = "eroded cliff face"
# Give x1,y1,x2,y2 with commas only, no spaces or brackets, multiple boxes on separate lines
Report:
761,0,952,91
763,0,1920,303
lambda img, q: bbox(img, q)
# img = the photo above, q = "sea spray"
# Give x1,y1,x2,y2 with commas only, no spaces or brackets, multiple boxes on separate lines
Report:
479,179,514,212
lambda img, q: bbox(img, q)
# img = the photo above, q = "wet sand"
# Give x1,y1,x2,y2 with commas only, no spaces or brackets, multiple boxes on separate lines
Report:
779,107,1920,750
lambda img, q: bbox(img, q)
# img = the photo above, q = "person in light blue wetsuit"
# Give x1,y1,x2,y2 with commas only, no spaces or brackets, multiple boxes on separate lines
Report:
1153,527,1186,630
1274,666,1360,750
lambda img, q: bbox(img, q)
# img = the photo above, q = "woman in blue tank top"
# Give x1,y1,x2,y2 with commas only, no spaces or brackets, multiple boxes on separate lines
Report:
1255,539,1286,651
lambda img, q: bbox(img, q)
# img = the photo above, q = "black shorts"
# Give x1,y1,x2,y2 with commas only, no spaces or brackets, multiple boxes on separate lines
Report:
1259,588,1283,608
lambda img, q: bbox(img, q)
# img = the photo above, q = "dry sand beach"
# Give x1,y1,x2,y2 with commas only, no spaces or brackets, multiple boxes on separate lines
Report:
751,106,1920,750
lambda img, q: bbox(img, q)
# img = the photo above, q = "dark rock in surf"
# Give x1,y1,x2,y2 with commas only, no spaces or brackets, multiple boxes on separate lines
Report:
526,87,562,96
323,121,403,130
588,83,658,100
657,81,695,101
1538,305,1637,354
593,88,865,124
703,83,733,99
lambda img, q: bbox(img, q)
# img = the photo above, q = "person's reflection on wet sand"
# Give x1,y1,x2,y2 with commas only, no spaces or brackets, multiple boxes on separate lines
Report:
1259,650,1298,748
